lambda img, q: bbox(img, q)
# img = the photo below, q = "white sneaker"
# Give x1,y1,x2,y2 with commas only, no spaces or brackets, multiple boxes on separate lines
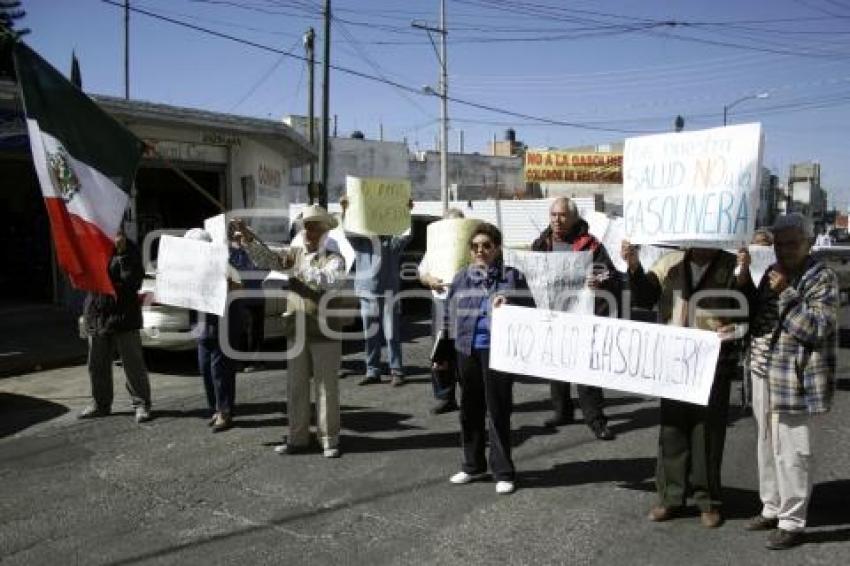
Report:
323,448,340,458
134,407,151,424
449,471,487,484
495,481,515,495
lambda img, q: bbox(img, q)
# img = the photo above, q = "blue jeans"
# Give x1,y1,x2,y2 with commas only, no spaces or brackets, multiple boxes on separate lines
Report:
359,293,403,377
198,338,237,414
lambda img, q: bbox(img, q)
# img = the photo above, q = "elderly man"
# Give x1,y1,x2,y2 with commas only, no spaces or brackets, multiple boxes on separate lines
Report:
232,206,347,458
532,197,619,441
622,241,750,528
742,214,838,549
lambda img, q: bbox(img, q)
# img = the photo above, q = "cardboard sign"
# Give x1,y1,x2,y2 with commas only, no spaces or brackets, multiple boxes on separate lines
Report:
154,235,229,315
425,218,482,283
623,123,763,246
503,249,593,313
489,305,722,405
343,176,411,236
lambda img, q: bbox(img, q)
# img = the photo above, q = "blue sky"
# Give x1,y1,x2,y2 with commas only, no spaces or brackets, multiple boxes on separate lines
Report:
20,0,850,207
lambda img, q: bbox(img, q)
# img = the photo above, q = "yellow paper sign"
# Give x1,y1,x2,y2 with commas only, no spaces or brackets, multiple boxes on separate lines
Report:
425,218,481,283
343,176,411,236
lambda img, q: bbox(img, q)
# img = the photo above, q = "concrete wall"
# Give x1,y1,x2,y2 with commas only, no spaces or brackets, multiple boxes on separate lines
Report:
289,137,409,203
409,151,524,201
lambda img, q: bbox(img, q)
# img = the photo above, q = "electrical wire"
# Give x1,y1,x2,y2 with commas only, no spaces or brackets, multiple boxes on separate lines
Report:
100,0,658,134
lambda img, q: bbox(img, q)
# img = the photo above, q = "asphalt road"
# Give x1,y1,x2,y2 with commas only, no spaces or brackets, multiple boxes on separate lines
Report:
1,317,849,565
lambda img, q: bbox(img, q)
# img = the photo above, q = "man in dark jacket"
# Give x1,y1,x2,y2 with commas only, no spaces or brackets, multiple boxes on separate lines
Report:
79,229,152,423
531,197,618,440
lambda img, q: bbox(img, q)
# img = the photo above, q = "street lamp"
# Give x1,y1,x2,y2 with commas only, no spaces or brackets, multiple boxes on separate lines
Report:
723,92,769,126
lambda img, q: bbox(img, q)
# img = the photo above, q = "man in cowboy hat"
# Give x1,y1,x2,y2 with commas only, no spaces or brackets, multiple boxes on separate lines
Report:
231,205,349,458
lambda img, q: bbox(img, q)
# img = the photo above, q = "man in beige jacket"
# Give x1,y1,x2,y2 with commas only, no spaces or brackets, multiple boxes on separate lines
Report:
232,206,348,458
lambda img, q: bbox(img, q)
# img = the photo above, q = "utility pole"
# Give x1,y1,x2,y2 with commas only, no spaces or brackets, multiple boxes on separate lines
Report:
124,0,129,99
305,28,316,204
439,0,448,214
412,0,449,214
319,0,331,209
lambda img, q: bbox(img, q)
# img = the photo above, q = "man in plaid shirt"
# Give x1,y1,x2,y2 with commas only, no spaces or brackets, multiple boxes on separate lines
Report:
741,213,838,550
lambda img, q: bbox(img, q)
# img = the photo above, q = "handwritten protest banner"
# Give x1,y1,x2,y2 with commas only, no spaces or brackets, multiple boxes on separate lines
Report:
343,176,411,236
490,305,722,405
623,123,763,246
155,235,229,315
525,150,623,183
425,218,482,283
503,249,593,313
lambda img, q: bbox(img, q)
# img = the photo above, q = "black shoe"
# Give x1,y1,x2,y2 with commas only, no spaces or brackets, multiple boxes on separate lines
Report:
358,375,381,386
745,515,779,531
430,399,459,415
78,405,111,419
766,528,803,550
590,422,615,441
544,413,574,428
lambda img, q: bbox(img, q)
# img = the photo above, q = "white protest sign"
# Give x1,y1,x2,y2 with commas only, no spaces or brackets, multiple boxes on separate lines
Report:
623,123,763,246
602,217,628,273
425,218,481,283
155,236,229,315
503,249,593,313
203,214,227,245
490,305,722,405
585,210,611,242
343,176,411,236
746,244,776,286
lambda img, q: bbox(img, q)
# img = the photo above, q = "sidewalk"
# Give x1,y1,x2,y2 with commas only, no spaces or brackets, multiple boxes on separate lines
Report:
0,303,87,378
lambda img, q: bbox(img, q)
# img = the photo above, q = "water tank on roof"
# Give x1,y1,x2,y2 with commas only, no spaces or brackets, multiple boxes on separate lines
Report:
351,130,365,139
505,128,516,142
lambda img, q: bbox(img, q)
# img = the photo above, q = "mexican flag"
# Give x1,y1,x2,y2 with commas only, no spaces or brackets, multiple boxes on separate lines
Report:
13,43,144,295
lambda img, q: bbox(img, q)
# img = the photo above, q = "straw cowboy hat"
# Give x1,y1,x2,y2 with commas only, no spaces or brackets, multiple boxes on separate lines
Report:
297,204,338,229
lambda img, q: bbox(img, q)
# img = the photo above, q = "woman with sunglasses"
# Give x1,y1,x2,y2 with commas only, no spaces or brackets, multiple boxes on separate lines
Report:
444,223,534,495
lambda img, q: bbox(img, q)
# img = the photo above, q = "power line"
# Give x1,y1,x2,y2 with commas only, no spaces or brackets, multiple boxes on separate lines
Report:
100,0,656,134
227,35,303,111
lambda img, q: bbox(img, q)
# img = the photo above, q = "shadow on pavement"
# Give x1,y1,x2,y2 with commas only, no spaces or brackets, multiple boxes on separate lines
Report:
0,392,69,438
808,480,850,529
519,457,656,489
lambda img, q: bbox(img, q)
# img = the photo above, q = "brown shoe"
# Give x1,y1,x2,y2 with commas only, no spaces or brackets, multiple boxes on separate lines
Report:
700,509,723,528
766,528,803,550
745,515,779,531
648,505,676,522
